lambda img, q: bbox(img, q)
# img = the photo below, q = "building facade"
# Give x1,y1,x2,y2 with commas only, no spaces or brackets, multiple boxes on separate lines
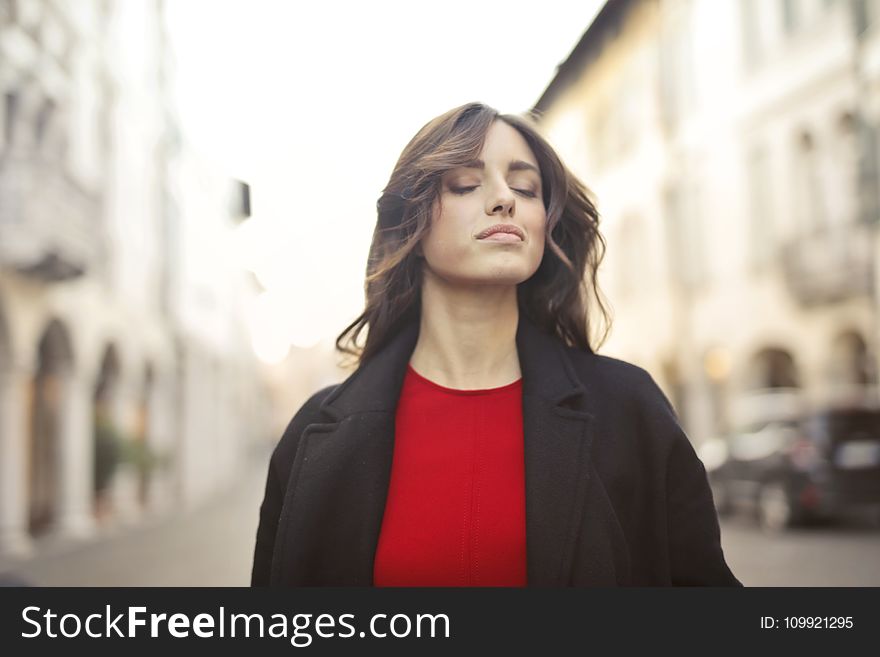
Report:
0,0,269,559
534,0,880,444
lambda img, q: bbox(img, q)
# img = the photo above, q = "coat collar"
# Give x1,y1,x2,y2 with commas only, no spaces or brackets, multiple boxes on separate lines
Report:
272,313,620,587
317,312,591,420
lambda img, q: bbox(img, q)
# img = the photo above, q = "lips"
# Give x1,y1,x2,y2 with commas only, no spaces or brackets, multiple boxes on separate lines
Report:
476,224,525,241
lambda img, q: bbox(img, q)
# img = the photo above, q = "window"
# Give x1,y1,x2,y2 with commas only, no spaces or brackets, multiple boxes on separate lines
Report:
828,113,860,226
588,66,641,171
781,0,802,33
616,215,645,299
793,131,826,234
843,113,880,224
781,0,830,35
615,66,641,158
3,91,18,148
740,0,764,69
746,144,774,269
660,3,697,127
589,102,612,171
664,175,706,291
34,98,55,146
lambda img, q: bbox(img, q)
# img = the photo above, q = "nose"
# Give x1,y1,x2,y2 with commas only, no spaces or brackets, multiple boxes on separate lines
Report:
485,181,515,217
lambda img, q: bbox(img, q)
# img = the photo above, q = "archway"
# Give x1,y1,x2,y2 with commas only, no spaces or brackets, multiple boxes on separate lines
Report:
829,330,874,386
29,319,74,537
135,363,155,508
0,300,8,372
93,344,121,521
746,347,800,390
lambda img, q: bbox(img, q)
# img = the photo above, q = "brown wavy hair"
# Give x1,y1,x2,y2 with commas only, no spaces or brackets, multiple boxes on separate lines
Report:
335,101,611,366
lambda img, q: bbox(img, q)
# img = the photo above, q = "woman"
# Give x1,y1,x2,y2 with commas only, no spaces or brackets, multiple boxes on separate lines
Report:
251,102,742,587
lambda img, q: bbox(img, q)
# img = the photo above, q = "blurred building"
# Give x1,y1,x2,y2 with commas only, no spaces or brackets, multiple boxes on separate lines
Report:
535,0,880,444
0,0,269,559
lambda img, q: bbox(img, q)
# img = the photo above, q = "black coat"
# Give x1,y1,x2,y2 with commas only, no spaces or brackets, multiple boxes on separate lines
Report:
252,314,742,587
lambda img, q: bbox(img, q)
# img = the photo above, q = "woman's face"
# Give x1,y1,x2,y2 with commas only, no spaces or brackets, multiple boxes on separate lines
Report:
419,120,547,287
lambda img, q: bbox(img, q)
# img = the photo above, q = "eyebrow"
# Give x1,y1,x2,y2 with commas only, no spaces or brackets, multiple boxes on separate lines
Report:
458,159,541,176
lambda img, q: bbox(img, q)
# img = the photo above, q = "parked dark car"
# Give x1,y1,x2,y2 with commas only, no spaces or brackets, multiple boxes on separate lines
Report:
701,405,880,530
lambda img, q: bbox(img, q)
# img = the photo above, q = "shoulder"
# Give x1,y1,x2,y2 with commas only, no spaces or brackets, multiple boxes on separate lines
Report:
564,347,686,452
566,347,677,417
269,384,339,479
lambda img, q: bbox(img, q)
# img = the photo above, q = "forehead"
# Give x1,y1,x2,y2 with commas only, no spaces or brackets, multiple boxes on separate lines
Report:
478,121,539,165
442,122,542,180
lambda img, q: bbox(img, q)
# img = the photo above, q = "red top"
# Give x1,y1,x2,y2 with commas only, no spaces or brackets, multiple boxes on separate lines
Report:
373,363,527,587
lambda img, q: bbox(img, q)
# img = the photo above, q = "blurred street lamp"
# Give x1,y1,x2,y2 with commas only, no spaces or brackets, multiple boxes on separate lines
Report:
704,345,731,435
703,346,731,383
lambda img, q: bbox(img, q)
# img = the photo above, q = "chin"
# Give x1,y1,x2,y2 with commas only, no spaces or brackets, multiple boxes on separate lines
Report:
480,267,536,286
429,258,539,287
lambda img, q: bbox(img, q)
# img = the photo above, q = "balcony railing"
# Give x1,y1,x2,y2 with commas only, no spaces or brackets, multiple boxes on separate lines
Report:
0,155,102,282
779,223,874,306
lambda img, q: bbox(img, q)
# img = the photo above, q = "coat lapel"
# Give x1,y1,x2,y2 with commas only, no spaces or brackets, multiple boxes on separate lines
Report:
516,321,598,586
271,314,609,586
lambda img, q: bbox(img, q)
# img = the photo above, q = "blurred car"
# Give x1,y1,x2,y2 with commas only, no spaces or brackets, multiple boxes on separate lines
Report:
700,404,880,531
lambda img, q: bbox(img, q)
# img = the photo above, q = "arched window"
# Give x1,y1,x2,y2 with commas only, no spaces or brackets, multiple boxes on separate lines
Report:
794,130,826,234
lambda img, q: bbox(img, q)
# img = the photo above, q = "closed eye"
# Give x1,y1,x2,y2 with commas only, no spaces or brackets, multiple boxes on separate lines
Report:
450,186,478,195
450,185,537,198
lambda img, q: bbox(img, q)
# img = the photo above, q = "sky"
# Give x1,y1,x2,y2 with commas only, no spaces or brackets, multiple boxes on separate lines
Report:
165,0,603,362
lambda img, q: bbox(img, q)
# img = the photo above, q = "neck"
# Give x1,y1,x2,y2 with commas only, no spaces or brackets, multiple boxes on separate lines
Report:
409,269,522,389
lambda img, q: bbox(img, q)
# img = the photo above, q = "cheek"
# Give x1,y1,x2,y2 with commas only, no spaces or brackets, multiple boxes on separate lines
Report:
531,217,547,251
532,223,546,247
420,221,466,265
532,234,546,266
425,208,470,250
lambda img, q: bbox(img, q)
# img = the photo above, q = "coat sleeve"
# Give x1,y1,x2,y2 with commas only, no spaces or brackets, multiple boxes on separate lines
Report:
665,420,743,586
641,374,743,586
250,385,338,587
251,445,284,587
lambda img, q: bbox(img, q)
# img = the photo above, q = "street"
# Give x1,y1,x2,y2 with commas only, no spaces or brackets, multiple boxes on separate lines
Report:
719,511,880,586
0,452,268,587
1,454,878,587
